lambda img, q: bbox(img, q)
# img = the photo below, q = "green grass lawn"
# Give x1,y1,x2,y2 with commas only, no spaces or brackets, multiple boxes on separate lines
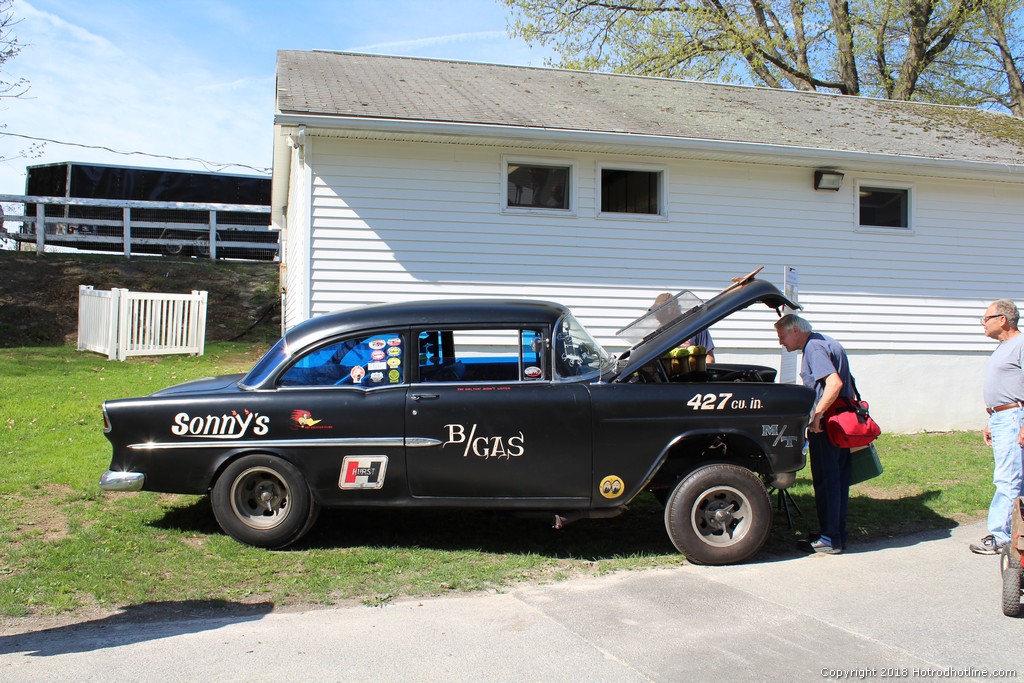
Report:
0,344,995,618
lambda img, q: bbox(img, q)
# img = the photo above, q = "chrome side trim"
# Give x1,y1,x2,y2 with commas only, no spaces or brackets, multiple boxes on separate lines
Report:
99,470,145,491
128,436,442,451
406,437,442,448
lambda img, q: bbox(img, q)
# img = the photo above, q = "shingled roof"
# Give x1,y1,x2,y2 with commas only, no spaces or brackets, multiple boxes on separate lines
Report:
275,50,1024,171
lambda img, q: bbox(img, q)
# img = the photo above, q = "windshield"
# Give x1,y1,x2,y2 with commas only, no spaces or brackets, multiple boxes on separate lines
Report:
615,290,705,346
553,313,614,380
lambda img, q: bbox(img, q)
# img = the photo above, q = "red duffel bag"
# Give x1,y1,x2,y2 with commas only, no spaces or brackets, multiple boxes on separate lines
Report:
825,395,881,448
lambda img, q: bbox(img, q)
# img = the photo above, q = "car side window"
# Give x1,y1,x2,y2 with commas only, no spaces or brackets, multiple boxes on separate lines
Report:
417,329,545,382
278,332,404,387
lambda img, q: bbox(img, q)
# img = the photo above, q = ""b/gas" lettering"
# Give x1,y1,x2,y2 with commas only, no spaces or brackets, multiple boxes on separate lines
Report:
443,423,525,459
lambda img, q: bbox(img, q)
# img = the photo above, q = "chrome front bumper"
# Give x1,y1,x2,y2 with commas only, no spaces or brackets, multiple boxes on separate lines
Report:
99,470,145,491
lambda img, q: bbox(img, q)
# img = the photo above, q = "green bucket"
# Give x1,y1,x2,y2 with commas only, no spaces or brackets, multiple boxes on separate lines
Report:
850,443,883,485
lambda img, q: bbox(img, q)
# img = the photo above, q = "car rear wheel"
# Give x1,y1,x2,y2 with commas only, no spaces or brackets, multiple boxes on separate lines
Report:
664,463,772,565
211,454,318,548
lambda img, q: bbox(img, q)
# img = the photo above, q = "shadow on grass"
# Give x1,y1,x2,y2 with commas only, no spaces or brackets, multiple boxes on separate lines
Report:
150,489,963,565
150,496,222,535
0,600,273,654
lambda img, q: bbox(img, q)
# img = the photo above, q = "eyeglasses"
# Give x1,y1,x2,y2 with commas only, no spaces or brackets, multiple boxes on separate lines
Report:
981,314,1005,323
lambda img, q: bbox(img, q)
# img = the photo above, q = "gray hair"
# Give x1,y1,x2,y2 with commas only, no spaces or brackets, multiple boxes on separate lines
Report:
774,313,813,333
991,299,1020,328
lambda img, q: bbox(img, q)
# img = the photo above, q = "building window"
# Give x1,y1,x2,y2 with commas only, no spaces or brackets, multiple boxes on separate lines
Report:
505,162,570,210
601,169,660,214
859,186,910,229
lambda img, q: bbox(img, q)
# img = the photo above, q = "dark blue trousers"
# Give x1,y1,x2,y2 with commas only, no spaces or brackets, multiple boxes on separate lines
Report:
808,431,852,548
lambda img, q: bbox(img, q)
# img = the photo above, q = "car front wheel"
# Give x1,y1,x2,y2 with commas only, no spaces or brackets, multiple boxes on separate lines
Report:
211,454,319,549
664,463,772,565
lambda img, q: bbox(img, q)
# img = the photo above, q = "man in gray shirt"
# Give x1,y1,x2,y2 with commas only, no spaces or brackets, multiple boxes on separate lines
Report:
973,299,1024,554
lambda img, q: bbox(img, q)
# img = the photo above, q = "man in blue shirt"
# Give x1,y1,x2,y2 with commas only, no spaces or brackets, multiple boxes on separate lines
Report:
973,299,1024,555
776,313,855,554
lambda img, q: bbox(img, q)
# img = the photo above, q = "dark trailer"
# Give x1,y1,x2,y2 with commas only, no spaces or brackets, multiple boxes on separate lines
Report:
24,161,277,259
27,161,270,205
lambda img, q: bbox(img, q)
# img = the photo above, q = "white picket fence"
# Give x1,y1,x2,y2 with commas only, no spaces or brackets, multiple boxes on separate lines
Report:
78,285,208,361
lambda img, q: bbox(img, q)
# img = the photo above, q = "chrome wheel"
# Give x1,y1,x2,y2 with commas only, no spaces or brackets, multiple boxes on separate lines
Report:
229,465,293,530
690,485,753,547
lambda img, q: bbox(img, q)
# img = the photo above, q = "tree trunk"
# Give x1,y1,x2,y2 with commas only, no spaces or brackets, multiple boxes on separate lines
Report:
985,5,1024,116
826,0,859,95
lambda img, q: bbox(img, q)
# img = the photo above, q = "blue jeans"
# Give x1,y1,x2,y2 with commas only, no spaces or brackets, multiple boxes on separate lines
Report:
808,431,851,548
987,408,1024,544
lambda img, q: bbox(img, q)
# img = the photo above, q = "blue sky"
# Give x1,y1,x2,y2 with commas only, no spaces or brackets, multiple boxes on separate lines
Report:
0,0,555,193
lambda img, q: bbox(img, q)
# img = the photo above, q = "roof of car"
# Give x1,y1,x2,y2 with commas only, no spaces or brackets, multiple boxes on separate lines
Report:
283,298,570,350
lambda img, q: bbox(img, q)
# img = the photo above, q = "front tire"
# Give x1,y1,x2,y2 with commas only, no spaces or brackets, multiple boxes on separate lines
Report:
664,463,772,565
211,454,318,549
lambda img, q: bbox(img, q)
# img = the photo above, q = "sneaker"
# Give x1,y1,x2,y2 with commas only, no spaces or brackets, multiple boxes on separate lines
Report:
797,538,843,555
969,534,1007,555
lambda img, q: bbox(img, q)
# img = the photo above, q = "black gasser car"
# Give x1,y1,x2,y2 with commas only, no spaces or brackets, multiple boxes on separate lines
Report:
100,271,814,565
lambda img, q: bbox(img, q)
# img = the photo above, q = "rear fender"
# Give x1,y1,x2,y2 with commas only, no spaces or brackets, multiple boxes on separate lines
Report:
206,449,317,500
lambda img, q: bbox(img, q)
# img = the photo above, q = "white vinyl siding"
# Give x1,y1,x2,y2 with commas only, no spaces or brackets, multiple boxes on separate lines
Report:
296,138,1023,355
283,142,311,330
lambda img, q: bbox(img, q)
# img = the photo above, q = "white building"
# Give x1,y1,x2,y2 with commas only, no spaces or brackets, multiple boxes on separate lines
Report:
271,50,1024,433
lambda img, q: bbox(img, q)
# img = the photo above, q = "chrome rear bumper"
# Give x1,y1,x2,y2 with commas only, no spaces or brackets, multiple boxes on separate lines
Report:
99,470,145,491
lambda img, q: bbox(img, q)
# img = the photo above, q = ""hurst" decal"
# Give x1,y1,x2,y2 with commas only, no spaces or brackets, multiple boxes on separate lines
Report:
339,456,388,489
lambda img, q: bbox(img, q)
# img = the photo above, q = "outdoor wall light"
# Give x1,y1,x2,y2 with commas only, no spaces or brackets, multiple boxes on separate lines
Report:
814,169,844,191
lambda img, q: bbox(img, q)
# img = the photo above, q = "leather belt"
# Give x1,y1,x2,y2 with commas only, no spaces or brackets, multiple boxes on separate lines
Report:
987,401,1024,415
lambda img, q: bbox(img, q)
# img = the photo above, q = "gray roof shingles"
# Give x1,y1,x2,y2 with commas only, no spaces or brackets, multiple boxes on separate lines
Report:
276,50,1024,166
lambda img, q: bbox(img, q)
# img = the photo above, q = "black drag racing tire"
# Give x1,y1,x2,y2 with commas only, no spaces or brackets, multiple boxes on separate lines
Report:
211,454,318,549
1001,546,1023,617
664,463,772,566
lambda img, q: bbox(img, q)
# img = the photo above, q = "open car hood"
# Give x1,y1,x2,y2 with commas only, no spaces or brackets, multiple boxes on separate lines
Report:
608,277,799,382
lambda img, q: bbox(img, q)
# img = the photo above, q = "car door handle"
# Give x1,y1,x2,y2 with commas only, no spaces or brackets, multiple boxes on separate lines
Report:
411,393,440,401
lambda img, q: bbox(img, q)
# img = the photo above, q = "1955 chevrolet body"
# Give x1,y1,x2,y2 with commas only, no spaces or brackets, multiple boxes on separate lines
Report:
101,274,813,565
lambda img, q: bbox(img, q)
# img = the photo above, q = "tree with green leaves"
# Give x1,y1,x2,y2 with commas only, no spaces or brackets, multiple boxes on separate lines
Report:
917,0,1024,114
502,0,1022,114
